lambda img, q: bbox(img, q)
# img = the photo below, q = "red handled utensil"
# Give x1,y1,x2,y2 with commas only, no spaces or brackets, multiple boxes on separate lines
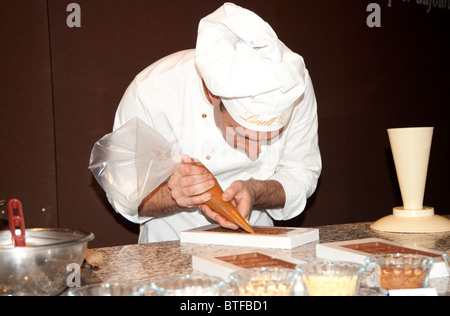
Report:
7,198,26,247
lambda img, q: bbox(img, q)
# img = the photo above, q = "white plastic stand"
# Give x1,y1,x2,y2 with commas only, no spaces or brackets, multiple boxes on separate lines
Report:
371,127,450,233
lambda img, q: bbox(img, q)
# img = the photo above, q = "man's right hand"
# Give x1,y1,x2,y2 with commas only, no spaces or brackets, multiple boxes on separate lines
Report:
167,155,215,208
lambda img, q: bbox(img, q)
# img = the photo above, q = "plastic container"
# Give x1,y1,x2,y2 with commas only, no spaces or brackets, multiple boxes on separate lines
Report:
365,254,434,293
296,261,365,296
63,282,147,296
0,228,94,296
442,250,449,273
229,267,297,296
151,274,224,296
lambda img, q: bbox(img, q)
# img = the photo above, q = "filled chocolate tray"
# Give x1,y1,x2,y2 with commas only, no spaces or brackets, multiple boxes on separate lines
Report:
342,241,439,257
316,238,448,279
192,248,305,280
216,252,298,269
180,224,319,249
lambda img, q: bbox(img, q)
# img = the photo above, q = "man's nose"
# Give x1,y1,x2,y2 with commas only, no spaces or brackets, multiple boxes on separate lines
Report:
245,139,260,161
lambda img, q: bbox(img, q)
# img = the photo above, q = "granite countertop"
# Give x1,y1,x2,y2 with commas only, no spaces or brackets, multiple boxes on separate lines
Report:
82,220,450,296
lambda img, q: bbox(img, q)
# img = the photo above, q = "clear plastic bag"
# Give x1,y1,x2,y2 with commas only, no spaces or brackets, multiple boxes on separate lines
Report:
89,118,181,210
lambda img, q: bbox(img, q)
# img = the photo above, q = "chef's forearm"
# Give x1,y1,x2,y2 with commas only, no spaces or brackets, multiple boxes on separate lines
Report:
139,179,286,217
138,183,181,217
245,179,286,210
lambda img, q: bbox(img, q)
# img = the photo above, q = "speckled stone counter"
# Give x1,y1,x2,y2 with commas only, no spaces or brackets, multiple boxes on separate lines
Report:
83,220,450,296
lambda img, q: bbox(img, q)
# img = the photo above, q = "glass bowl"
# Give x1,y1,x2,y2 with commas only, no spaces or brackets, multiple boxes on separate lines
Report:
442,250,449,273
295,261,365,296
365,254,434,293
150,274,224,296
229,267,297,296
63,282,147,296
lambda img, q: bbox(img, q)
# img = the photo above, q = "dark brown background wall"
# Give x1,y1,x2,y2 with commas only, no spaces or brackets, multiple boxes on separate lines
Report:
1,0,449,247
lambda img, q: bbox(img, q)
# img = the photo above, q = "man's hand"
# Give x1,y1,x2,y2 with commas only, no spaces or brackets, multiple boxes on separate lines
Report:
139,154,285,230
199,180,253,230
167,155,215,208
199,178,286,230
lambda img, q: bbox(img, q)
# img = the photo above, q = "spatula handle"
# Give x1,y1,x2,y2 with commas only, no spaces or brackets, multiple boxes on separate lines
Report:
7,199,26,247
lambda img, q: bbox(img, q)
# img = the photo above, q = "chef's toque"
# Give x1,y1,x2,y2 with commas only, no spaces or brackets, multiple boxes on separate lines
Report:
195,2,306,132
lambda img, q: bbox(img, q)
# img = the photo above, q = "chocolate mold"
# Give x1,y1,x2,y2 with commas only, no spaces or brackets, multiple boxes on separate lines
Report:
192,249,304,280
180,224,319,249
342,241,439,258
206,227,294,235
316,238,448,279
216,252,297,269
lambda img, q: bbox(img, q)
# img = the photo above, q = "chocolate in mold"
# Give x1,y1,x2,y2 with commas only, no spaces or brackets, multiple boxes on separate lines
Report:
216,252,297,269
195,163,255,234
206,227,293,235
342,242,439,258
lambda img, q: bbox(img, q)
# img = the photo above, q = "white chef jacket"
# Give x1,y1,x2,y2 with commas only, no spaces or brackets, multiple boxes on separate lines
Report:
109,49,321,244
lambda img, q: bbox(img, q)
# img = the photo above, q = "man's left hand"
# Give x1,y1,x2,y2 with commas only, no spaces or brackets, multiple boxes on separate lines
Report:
199,180,253,230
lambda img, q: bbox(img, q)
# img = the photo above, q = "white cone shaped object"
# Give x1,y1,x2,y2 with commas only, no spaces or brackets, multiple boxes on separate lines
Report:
371,127,450,233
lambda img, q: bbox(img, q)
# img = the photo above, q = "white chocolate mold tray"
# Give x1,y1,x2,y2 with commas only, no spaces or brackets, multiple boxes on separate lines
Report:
180,224,319,249
316,238,448,279
192,248,305,281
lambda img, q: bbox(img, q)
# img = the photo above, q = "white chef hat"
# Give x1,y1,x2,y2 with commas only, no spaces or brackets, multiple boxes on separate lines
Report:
195,2,306,132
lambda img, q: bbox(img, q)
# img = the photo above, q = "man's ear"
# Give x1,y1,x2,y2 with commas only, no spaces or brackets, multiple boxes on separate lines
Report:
202,81,221,107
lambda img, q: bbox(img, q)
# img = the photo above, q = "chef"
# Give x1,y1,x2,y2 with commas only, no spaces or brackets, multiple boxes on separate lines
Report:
108,3,322,243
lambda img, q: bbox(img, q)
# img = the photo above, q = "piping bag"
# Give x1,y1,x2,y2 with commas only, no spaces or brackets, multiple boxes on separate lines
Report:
196,163,255,234
89,117,254,234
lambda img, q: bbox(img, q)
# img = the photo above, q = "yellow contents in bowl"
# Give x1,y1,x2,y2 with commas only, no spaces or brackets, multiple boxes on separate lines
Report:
230,267,297,296
239,279,291,296
302,274,359,296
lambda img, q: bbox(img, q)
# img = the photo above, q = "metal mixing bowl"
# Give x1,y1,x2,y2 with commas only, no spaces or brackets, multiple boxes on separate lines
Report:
0,228,94,296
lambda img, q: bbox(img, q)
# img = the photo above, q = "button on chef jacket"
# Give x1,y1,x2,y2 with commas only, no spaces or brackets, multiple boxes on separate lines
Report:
109,49,322,244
